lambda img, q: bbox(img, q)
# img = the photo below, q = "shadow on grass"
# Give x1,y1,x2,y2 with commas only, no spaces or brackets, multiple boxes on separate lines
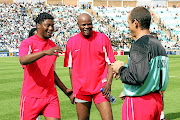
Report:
166,112,180,120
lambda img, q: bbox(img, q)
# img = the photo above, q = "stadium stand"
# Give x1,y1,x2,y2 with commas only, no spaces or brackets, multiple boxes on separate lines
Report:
0,1,180,54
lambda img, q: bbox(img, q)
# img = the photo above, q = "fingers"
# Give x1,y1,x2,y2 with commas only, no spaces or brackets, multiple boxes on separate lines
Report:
53,46,62,53
72,97,75,104
116,75,120,80
70,95,75,104
119,91,126,100
115,74,120,80
101,87,111,97
102,91,110,98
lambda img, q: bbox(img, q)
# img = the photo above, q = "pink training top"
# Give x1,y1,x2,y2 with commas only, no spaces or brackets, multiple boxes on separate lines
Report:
19,34,58,98
64,31,115,97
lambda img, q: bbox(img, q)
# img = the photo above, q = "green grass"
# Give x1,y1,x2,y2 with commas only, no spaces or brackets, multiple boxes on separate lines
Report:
0,55,180,120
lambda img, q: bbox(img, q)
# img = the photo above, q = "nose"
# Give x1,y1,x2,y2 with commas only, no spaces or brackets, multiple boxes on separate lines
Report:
84,24,89,29
49,25,54,31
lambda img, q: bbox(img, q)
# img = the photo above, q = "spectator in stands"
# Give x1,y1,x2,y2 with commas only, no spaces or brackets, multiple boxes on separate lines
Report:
64,13,115,120
19,12,74,120
111,7,169,120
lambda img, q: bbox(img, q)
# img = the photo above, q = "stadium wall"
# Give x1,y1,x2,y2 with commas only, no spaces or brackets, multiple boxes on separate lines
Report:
94,0,107,7
123,1,137,7
168,1,180,7
0,0,14,3
63,0,77,6
109,1,123,7
93,0,137,7
1,50,180,57
47,0,63,5
46,0,77,6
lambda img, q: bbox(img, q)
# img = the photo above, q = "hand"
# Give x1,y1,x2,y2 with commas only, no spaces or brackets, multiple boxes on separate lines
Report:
113,72,120,80
66,89,75,104
111,61,124,73
44,46,62,56
119,91,126,100
101,82,111,98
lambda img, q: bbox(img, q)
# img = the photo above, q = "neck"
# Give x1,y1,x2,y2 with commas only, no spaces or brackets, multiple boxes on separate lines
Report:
81,32,92,39
135,29,150,39
37,33,48,40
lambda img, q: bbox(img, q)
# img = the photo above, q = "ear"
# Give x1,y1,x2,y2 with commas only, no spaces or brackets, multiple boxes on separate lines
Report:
133,19,139,28
36,23,41,29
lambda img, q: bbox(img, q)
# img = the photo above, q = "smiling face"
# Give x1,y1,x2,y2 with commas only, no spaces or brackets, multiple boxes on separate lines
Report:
77,13,93,38
37,19,54,39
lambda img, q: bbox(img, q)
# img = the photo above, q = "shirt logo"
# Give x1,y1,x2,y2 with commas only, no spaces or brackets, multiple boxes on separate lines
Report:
75,49,80,52
34,49,39,52
102,78,107,83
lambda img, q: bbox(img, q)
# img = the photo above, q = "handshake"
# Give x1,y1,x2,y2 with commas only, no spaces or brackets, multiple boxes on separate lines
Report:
111,61,125,80
111,60,125,73
111,61,126,100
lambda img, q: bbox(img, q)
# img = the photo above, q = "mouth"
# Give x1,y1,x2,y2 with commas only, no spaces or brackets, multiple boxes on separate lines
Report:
47,31,53,36
83,29,92,35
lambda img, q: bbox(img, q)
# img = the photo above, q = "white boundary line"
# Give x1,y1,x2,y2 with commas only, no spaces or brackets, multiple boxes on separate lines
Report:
169,76,180,78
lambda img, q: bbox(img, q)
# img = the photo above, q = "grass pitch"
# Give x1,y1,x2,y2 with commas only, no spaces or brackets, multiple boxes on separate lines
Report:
0,55,180,120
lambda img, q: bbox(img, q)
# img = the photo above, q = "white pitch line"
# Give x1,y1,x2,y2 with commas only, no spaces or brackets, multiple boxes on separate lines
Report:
169,76,180,78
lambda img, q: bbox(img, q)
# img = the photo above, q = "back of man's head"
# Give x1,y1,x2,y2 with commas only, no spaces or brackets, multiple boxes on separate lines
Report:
130,7,151,30
34,12,54,24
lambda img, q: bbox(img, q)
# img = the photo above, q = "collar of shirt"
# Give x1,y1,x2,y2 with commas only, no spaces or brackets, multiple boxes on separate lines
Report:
135,34,152,41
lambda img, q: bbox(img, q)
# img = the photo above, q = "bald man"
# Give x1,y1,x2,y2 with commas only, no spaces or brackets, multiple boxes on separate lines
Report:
64,13,115,120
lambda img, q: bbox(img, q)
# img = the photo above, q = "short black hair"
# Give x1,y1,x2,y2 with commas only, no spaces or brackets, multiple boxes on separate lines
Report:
34,12,54,24
130,7,151,29
29,28,37,37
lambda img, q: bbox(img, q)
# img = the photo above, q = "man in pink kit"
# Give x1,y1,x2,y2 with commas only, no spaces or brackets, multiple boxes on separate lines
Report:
19,12,73,120
64,13,115,120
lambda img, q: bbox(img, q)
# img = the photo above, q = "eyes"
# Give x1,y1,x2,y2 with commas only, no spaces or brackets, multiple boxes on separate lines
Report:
44,24,54,28
81,23,92,27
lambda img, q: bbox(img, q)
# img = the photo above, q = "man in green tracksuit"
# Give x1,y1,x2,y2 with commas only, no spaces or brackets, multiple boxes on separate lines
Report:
112,7,169,120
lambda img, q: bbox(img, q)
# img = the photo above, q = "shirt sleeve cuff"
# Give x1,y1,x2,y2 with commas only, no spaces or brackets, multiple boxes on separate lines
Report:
119,66,126,75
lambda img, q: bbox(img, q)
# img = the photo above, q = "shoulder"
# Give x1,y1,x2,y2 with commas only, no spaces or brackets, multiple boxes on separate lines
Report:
20,37,34,46
67,33,81,44
48,39,56,47
93,31,109,42
95,31,107,37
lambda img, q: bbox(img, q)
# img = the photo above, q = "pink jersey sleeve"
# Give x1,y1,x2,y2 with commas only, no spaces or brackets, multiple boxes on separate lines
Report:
64,40,72,67
19,39,32,58
104,35,116,64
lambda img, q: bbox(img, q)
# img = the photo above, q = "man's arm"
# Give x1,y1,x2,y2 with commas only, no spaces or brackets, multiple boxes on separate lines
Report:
54,71,74,103
102,64,114,97
111,52,149,85
20,46,61,65
69,67,73,89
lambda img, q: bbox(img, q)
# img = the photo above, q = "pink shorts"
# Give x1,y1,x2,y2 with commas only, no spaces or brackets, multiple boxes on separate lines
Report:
76,92,109,104
122,92,162,120
20,95,60,120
